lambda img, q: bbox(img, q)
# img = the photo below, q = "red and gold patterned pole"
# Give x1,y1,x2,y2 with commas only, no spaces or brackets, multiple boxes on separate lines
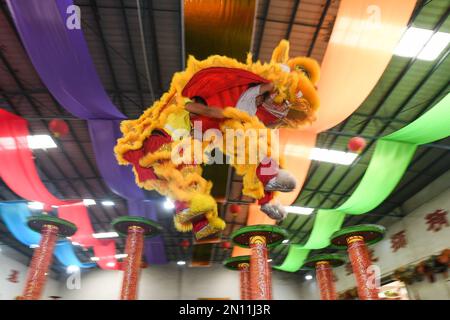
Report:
231,225,287,300
330,224,385,301
238,262,251,300
316,261,336,300
249,235,271,300
223,255,252,300
303,254,344,301
121,226,145,300
346,236,378,300
20,216,77,300
266,259,273,299
22,225,58,300
112,216,163,301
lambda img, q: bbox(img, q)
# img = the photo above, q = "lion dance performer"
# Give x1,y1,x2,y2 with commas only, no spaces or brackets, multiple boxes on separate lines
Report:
115,40,320,240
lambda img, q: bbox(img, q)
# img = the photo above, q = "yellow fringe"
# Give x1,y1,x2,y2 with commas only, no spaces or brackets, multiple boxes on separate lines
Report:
271,39,290,64
288,57,321,85
173,218,193,232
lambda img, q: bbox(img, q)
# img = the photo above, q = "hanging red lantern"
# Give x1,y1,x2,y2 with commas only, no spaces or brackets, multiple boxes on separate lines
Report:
180,239,190,249
221,241,231,250
48,119,69,138
347,137,366,153
230,204,241,217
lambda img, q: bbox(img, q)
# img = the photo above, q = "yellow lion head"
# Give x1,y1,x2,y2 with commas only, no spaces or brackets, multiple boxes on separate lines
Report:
268,39,321,127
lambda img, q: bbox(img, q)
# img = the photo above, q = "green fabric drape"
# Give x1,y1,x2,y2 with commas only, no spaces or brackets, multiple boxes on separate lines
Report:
275,93,450,272
339,141,417,214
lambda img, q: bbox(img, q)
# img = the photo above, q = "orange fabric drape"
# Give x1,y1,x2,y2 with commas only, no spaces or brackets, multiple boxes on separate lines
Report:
276,129,317,205
311,0,417,133
233,0,416,257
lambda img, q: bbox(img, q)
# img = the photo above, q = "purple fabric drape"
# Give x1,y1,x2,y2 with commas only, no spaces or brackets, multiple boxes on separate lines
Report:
7,0,167,263
88,120,145,200
89,121,167,264
7,0,125,120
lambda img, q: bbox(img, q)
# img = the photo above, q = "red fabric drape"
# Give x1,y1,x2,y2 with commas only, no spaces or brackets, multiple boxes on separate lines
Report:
0,110,66,205
58,203,98,247
58,203,118,269
0,109,117,269
93,239,119,270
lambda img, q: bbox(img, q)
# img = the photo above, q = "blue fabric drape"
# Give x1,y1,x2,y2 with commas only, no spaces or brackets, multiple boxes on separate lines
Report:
0,202,94,268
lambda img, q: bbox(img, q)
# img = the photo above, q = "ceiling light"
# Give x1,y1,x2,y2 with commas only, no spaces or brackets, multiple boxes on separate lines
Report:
101,200,115,206
284,145,358,165
106,262,116,268
267,259,273,262
394,27,450,61
27,201,44,210
114,254,128,259
164,198,175,210
177,260,186,266
285,206,314,215
66,265,80,274
83,199,96,206
92,232,119,239
417,31,450,60
305,274,313,280
309,148,358,165
27,135,57,149
282,239,289,244
90,257,100,262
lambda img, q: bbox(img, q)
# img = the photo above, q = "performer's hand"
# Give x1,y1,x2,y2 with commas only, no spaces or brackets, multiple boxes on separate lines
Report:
185,102,224,119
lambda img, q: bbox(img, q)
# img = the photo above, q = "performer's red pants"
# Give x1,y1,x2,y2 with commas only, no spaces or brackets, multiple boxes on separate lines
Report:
255,157,278,205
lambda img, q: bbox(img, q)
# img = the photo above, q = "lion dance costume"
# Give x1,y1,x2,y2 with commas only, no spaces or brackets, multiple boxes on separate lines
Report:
115,40,320,240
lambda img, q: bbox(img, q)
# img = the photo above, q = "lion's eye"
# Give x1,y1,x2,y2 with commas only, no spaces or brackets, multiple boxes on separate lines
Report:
295,65,310,79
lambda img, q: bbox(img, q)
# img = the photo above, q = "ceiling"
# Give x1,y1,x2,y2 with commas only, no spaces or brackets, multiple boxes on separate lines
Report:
0,0,449,277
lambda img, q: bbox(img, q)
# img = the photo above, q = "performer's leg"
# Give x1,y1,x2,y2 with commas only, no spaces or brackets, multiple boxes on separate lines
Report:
255,160,276,206
256,157,296,199
256,157,296,221
255,157,279,188
259,158,296,192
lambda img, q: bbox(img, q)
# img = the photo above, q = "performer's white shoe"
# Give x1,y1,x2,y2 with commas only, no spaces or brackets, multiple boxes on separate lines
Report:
260,202,287,221
264,169,297,192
